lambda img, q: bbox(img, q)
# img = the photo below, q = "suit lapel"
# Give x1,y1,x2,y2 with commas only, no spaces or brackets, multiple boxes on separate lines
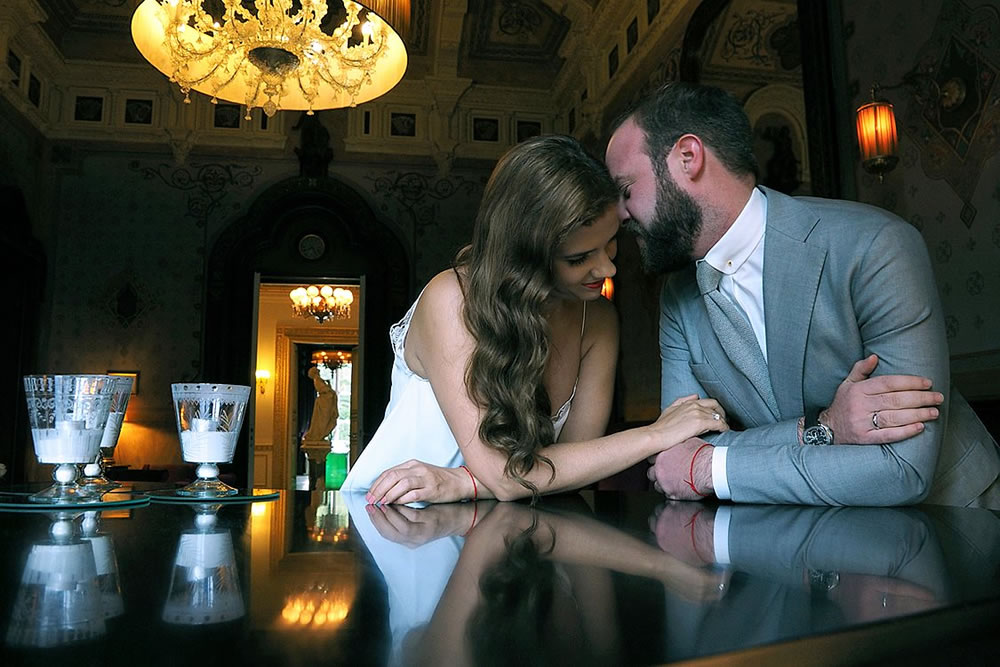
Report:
760,187,827,420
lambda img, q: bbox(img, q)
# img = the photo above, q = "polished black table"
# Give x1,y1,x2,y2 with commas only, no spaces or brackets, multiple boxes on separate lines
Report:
1,487,998,665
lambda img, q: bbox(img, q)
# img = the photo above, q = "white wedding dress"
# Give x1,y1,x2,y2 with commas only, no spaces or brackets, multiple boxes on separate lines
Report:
341,293,582,493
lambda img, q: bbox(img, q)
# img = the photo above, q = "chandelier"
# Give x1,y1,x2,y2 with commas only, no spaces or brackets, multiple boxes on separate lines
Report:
312,349,352,368
290,285,354,323
130,0,408,117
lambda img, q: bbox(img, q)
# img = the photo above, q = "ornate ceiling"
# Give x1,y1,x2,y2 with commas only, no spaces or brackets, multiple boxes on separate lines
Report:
6,0,803,172
30,0,798,90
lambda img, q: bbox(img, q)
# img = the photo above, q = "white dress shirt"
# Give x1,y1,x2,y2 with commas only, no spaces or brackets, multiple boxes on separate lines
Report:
701,187,767,500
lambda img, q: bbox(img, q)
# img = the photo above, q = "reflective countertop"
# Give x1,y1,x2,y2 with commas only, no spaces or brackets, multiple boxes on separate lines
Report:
1,489,998,665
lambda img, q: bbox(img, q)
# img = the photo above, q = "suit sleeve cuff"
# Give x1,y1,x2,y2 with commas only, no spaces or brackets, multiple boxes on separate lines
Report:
712,446,731,499
713,505,732,565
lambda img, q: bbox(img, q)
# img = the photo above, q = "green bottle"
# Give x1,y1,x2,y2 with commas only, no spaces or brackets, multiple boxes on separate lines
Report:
325,444,348,490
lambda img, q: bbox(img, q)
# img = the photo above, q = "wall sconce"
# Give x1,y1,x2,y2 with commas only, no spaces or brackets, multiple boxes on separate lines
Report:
856,70,966,182
856,85,899,183
255,369,271,395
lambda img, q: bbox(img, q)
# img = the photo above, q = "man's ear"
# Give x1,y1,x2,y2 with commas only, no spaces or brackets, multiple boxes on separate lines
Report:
672,134,705,181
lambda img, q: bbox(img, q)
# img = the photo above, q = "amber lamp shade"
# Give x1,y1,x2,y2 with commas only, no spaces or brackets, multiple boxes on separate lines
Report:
856,100,900,180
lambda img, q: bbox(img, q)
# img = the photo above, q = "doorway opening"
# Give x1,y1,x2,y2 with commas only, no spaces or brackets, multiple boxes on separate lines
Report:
252,280,361,490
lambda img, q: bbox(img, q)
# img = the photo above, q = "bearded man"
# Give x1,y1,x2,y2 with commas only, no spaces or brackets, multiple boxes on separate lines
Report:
605,82,999,507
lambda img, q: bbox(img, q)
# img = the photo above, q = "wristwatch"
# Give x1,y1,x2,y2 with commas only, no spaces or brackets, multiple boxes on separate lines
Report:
802,407,834,446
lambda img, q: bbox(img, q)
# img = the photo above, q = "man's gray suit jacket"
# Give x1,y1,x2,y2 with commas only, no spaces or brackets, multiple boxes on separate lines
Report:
659,186,999,506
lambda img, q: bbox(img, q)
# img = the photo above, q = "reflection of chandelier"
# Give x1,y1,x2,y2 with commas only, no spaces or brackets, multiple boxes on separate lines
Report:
130,0,408,117
290,285,354,323
279,584,352,629
311,349,352,369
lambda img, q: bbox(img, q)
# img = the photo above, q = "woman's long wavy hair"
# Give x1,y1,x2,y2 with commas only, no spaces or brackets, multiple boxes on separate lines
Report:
455,135,619,496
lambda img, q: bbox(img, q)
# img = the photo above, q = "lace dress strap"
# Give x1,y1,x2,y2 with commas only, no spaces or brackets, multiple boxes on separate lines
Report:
389,291,424,360
551,301,587,432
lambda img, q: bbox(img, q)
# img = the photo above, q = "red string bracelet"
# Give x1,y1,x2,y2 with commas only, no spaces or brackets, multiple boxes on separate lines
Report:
687,508,712,564
460,464,478,501
463,501,478,537
686,443,713,498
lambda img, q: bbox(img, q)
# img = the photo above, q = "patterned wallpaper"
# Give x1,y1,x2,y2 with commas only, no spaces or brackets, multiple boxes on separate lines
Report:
845,0,1000,361
8,132,487,472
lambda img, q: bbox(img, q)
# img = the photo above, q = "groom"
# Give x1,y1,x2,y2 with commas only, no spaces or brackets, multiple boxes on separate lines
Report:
605,82,1000,506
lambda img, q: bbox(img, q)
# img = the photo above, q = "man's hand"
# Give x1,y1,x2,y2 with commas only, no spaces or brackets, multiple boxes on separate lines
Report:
649,501,717,565
824,355,944,445
648,437,714,500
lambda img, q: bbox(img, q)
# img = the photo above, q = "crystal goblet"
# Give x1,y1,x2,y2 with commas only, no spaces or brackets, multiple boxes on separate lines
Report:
24,375,114,503
172,383,250,497
79,375,133,492
5,512,105,647
81,511,124,619
162,504,245,625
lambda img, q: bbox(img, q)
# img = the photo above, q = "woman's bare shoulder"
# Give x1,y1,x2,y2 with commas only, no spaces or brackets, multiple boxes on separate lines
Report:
406,270,475,376
418,269,465,318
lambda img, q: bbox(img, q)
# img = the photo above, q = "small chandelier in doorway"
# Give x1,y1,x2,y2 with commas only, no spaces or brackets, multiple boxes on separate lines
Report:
290,285,354,323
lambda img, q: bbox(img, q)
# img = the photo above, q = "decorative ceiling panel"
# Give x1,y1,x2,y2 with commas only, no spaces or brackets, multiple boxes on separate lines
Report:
702,0,801,83
466,0,569,62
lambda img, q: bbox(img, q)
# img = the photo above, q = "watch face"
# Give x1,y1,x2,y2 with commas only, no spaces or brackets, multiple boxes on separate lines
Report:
803,425,833,446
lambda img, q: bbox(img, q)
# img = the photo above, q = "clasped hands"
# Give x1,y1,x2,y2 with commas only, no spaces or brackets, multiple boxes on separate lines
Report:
649,354,944,500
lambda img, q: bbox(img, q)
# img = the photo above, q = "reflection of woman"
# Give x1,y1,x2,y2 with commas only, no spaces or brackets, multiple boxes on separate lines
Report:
343,135,727,504
302,366,338,442
384,501,726,666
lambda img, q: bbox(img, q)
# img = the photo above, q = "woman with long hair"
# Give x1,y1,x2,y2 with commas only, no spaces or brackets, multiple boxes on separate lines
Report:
342,135,727,504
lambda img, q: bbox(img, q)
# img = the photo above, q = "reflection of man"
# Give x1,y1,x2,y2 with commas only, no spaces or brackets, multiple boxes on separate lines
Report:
650,502,998,662
605,82,1000,506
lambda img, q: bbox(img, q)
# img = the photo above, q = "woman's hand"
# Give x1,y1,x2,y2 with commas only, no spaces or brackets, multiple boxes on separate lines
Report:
646,394,728,447
367,502,482,547
367,459,476,505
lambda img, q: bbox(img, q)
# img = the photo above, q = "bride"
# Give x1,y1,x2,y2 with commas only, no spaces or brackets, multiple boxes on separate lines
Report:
342,135,728,504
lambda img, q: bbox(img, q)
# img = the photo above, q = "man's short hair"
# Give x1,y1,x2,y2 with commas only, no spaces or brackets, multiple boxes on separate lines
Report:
614,82,759,181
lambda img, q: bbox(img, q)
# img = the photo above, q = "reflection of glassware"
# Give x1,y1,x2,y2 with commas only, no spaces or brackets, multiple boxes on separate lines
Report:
24,375,114,503
162,504,245,625
80,376,133,492
80,511,124,619
313,490,351,544
5,512,106,647
171,383,251,497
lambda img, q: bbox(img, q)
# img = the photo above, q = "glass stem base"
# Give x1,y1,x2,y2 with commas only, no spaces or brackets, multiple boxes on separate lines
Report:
176,463,237,497
79,460,120,491
29,464,92,503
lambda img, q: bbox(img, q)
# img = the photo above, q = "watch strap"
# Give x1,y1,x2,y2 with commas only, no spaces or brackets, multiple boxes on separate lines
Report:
804,406,824,429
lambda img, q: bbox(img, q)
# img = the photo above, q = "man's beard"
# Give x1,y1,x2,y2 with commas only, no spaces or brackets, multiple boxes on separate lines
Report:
628,166,703,274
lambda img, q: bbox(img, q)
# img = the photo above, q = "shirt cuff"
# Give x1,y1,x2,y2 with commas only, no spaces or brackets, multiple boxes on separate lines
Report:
712,445,731,499
713,505,732,565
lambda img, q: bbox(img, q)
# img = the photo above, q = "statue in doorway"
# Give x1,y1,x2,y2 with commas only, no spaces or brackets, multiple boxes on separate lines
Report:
303,366,339,442
293,113,334,178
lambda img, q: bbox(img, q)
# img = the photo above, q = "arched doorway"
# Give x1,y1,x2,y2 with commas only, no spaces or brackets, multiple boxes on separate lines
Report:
204,176,409,488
